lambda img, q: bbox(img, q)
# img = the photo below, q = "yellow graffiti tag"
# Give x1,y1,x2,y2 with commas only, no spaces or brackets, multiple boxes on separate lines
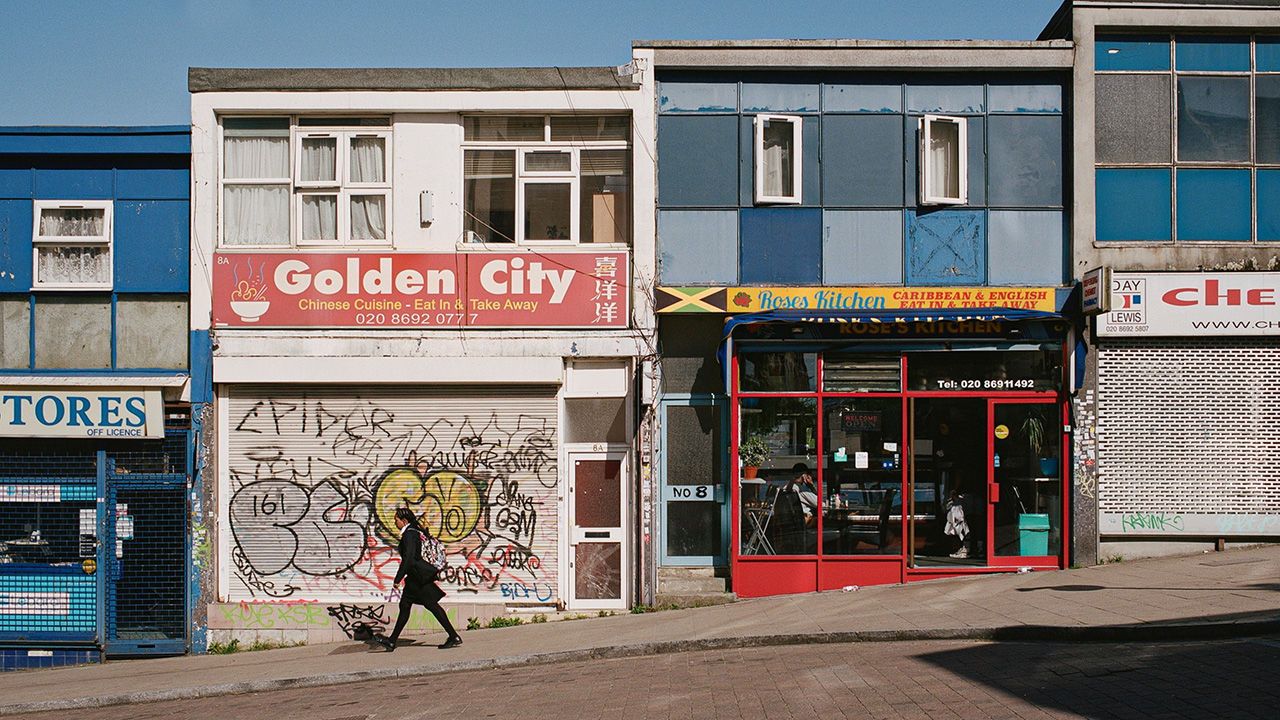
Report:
375,468,482,545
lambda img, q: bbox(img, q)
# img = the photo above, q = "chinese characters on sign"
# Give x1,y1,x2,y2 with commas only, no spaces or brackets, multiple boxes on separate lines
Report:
213,251,630,328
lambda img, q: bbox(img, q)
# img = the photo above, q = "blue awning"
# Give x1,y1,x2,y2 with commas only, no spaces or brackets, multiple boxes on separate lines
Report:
717,307,1067,392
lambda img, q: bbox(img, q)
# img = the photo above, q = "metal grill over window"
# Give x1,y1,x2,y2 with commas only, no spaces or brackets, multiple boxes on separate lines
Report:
822,353,902,393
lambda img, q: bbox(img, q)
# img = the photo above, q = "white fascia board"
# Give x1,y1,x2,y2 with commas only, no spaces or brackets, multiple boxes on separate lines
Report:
212,355,564,384
198,90,638,114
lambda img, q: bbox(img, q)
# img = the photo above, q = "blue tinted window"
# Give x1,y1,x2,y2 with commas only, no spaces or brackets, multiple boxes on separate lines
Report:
659,82,738,114
1096,169,1171,242
823,85,902,113
1258,38,1280,72
987,84,1063,113
1257,76,1280,164
740,83,819,113
1095,35,1171,72
1258,170,1280,241
1177,77,1249,162
1175,36,1250,72
906,85,983,113
1176,169,1251,241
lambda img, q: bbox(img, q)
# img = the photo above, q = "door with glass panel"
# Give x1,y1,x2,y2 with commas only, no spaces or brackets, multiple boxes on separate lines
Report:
660,396,727,566
988,401,1063,565
568,451,627,609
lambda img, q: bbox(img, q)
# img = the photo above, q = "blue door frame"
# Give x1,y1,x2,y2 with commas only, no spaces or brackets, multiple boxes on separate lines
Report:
658,394,729,567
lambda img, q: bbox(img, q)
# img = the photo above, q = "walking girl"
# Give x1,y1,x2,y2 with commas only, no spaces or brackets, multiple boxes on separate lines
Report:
376,506,463,651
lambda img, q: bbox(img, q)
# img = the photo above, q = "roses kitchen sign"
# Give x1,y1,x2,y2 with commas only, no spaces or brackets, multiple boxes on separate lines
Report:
213,251,628,328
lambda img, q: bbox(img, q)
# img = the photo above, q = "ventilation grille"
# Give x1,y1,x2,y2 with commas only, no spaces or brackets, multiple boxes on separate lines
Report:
1097,340,1280,516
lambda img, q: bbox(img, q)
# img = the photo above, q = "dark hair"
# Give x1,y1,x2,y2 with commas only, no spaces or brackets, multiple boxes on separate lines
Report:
395,507,423,534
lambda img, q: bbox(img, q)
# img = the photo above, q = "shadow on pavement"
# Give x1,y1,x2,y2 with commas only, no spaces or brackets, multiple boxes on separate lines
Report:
915,635,1280,718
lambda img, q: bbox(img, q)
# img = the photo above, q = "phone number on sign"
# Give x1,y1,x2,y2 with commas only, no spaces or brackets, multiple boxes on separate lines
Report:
352,312,478,325
935,378,1038,390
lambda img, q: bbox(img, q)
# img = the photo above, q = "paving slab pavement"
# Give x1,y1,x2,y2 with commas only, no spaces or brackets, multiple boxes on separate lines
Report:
1,545,1277,715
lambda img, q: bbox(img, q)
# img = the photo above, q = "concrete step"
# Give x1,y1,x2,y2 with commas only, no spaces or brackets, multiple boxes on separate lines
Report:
657,567,731,595
653,592,736,608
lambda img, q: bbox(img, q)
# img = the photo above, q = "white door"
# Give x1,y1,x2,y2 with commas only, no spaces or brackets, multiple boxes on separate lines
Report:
568,450,627,609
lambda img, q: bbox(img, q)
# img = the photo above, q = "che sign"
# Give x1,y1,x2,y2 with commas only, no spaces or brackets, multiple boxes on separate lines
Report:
0,388,164,439
1099,272,1280,337
213,251,628,329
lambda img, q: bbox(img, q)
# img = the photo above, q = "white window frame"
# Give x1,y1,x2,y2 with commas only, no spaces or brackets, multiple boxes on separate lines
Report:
216,117,391,250
461,114,630,247
292,128,392,247
31,200,113,291
753,114,803,205
919,114,969,206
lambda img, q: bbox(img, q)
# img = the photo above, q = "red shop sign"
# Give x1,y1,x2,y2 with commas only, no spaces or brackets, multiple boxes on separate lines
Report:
213,251,628,328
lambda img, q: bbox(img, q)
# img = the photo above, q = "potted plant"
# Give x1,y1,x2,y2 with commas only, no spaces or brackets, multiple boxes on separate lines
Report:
1020,409,1058,478
739,434,771,479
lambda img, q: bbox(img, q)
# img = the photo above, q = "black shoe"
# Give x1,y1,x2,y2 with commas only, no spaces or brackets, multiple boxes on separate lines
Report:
375,635,396,652
438,636,462,649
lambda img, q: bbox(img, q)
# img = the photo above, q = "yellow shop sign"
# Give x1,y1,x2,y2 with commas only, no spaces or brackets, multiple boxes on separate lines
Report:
655,286,1057,314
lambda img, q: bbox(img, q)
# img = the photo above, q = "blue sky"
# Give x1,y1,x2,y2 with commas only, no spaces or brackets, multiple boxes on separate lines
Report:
0,0,1063,126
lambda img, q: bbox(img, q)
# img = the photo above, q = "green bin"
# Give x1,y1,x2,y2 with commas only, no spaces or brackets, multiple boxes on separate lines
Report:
1017,513,1050,556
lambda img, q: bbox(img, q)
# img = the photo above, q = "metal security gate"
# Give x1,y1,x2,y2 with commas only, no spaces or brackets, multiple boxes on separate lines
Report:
104,426,190,656
1097,340,1280,536
222,384,560,605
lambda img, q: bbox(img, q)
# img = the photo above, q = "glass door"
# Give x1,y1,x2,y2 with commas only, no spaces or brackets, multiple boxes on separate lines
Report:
568,451,627,609
988,401,1063,565
907,398,988,567
659,397,727,567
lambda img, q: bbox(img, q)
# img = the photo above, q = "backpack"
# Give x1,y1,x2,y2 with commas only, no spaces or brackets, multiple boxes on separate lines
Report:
418,529,449,572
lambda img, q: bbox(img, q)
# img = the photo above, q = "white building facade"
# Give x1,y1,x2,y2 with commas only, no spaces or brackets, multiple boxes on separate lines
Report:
189,62,657,644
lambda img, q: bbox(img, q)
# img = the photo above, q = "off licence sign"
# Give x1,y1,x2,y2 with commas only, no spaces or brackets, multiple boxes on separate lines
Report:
213,251,628,328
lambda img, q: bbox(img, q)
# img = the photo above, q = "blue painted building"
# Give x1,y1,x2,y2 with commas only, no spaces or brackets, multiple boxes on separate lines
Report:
638,41,1078,598
0,127,205,668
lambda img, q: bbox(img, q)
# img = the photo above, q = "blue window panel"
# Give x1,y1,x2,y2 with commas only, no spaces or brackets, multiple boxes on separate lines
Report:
1258,170,1280,242
114,200,190,291
740,83,819,113
1095,35,1171,71
115,168,189,200
1177,77,1250,162
0,168,32,199
823,210,903,284
658,115,739,207
1095,169,1171,242
658,81,738,113
33,168,113,199
1257,76,1280,164
658,210,738,285
987,210,1065,285
987,84,1063,113
904,209,985,286
823,84,902,113
821,115,904,207
905,117,985,207
905,85,983,114
740,208,822,285
738,116,819,206
190,329,213,404
1176,169,1251,242
988,115,1062,208
1258,37,1280,72
0,199,33,291
1175,36,1250,72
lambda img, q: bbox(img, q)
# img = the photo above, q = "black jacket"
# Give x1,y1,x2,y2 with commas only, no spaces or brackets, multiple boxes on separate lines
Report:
394,525,445,605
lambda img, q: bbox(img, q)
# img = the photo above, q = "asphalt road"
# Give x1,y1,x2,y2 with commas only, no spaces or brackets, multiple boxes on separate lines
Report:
17,637,1280,720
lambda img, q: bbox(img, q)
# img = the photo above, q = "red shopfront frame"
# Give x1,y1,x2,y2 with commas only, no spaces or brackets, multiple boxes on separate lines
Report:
729,348,1070,598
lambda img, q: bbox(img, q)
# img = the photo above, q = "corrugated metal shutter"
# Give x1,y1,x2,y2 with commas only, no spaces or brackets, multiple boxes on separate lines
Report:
223,384,559,603
1097,340,1280,536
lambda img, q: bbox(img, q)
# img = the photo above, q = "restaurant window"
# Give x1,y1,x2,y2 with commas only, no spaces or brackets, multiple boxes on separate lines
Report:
919,115,968,205
463,115,631,245
822,353,901,393
739,397,817,556
754,115,802,204
219,116,392,248
738,352,816,392
906,346,1062,392
821,397,903,555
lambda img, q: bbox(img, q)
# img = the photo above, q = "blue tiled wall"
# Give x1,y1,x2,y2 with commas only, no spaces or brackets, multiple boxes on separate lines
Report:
656,73,1067,287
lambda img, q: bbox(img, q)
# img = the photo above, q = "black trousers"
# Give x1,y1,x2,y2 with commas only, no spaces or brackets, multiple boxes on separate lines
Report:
388,596,458,641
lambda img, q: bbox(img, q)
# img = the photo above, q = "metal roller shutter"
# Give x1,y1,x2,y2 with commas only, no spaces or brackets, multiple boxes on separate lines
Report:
1097,340,1280,536
223,384,559,603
